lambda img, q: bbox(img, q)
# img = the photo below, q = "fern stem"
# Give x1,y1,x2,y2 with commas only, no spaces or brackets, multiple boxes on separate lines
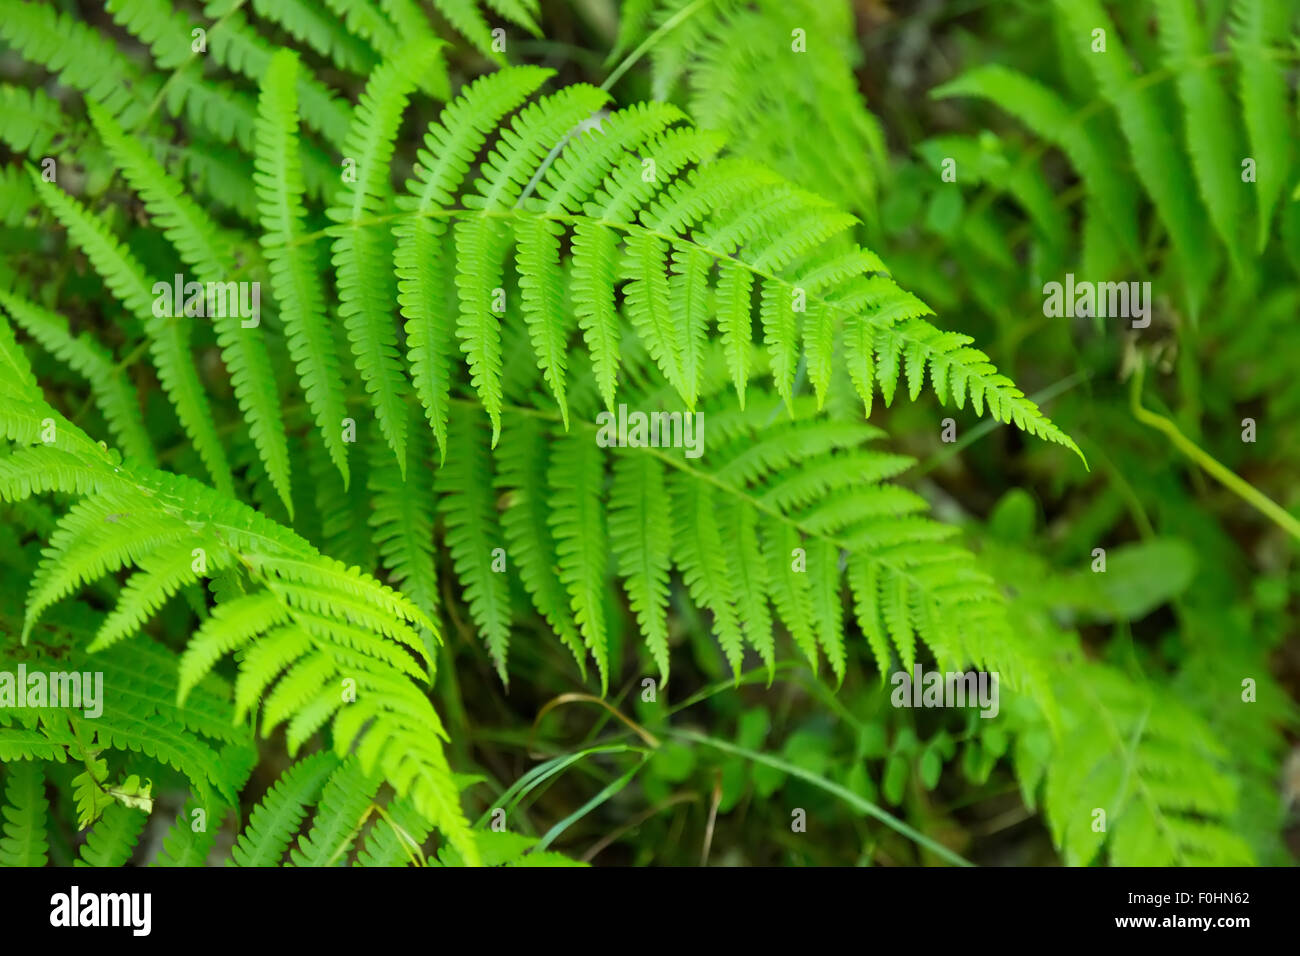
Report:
599,0,716,93
1129,361,1300,542
669,728,975,867
129,0,251,137
531,692,662,751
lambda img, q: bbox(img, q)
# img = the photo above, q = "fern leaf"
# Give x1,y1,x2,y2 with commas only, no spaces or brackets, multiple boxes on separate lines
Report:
672,473,745,678
76,802,147,867
288,757,381,866
514,216,572,424
329,42,437,472
608,452,672,684
548,432,611,692
0,292,155,466
231,752,340,866
1052,0,1212,312
0,0,153,125
243,0,378,75
437,408,512,682
367,419,442,662
0,761,49,867
256,49,351,485
720,498,775,680
497,414,585,674
151,799,223,866
28,171,236,496
397,66,551,457
1154,0,1247,268
1229,0,1293,251
933,64,1140,264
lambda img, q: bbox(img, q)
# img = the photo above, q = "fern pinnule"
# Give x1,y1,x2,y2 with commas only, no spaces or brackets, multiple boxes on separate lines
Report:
287,756,380,866
608,453,672,684
1154,0,1248,273
328,41,437,474
436,408,512,684
242,0,379,76
255,49,352,486
1229,0,1292,252
497,414,586,676
547,431,612,693
0,761,49,867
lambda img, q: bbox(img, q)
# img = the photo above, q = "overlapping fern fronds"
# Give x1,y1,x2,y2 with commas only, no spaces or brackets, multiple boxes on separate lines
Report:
440,329,1055,709
0,317,478,864
0,635,513,867
0,0,1093,867
0,25,1083,699
294,61,1079,468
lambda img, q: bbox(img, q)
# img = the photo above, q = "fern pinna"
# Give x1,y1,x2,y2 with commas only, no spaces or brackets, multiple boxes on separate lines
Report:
5,0,1231,871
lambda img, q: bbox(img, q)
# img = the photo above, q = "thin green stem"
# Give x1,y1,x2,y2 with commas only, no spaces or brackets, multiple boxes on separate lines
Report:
668,728,974,867
599,0,715,93
1130,361,1300,542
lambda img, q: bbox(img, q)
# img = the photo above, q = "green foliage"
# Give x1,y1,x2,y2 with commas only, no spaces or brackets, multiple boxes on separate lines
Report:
0,0,1293,870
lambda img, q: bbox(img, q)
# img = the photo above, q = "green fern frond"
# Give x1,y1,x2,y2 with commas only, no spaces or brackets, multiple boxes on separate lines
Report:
89,103,293,515
243,0,379,76
368,415,442,662
932,65,1141,269
1053,0,1212,310
288,755,381,866
0,0,154,126
255,49,351,485
0,292,155,467
1043,663,1253,866
0,347,477,864
328,42,438,473
151,798,225,866
382,68,1081,462
231,751,340,866
497,414,585,677
1229,0,1293,252
0,761,49,866
608,454,672,684
76,802,148,867
27,171,236,496
436,408,512,683
1154,0,1247,270
547,431,612,692
0,84,66,158
397,66,552,459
